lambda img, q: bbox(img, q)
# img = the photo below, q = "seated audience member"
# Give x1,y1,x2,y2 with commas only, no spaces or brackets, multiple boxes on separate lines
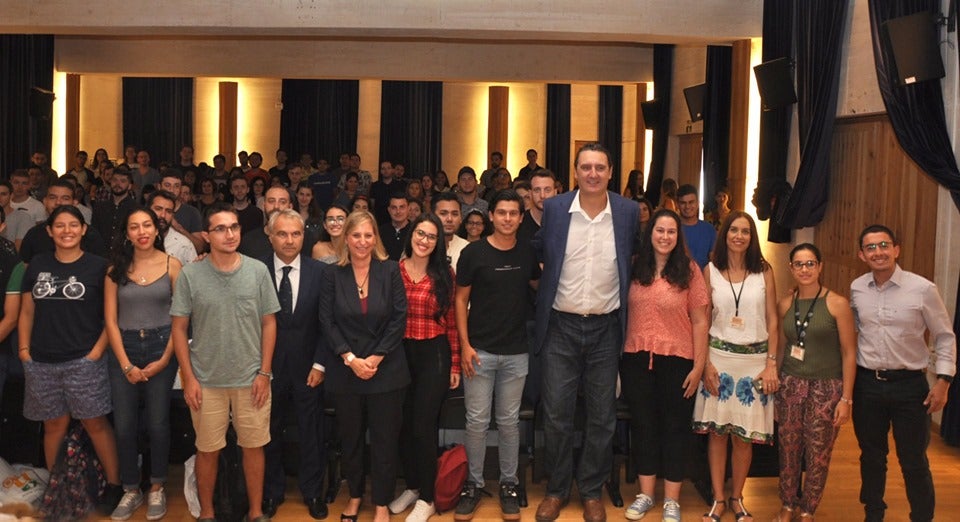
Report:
457,209,490,243
19,206,124,515
311,204,349,264
20,180,108,263
104,207,183,520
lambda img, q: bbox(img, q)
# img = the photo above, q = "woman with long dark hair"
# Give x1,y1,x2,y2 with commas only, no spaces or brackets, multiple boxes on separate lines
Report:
295,181,324,239
621,209,709,522
692,211,779,522
18,206,124,515
312,204,349,264
104,207,183,520
623,169,645,200
457,209,491,243
774,244,855,522
390,214,461,521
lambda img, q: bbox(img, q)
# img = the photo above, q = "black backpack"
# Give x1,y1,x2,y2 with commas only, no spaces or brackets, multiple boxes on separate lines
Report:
213,427,249,522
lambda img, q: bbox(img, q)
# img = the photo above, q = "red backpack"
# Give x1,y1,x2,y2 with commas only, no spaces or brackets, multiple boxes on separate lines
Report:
433,444,468,512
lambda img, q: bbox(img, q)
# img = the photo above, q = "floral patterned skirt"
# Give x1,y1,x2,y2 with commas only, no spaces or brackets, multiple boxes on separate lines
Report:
692,340,775,444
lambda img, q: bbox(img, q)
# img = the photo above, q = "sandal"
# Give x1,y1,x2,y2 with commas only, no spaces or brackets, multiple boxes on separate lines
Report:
341,498,362,522
703,499,726,521
729,497,753,522
798,513,814,521
774,505,794,522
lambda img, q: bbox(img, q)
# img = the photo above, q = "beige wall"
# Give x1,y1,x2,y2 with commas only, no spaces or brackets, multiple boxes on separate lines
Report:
78,76,122,161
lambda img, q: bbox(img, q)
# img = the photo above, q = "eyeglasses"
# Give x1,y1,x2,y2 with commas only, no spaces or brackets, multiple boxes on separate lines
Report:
325,216,346,224
414,229,439,242
208,223,241,234
790,260,819,270
862,241,893,252
466,221,484,227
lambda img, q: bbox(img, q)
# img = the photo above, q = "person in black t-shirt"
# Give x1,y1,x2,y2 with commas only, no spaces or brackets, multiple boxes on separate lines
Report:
453,190,540,520
20,180,108,263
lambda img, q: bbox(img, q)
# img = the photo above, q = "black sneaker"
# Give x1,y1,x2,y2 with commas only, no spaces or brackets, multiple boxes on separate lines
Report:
499,483,520,520
454,482,480,520
98,483,125,516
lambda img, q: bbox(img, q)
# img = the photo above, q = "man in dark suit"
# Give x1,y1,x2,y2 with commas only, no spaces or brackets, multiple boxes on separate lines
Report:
532,143,639,522
261,209,330,519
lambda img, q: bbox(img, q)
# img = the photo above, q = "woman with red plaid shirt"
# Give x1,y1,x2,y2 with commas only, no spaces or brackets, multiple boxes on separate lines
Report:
390,213,461,521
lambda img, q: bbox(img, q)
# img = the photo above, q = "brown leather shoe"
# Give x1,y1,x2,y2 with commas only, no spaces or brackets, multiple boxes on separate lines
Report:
583,498,606,522
535,496,568,521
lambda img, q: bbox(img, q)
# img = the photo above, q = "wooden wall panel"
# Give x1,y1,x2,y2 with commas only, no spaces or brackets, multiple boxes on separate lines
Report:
634,82,647,172
816,114,938,296
488,86,509,163
218,81,238,168
677,133,703,190
65,74,81,162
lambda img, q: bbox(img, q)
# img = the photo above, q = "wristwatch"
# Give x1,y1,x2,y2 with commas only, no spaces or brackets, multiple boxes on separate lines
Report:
937,374,954,384
344,353,356,366
256,370,273,380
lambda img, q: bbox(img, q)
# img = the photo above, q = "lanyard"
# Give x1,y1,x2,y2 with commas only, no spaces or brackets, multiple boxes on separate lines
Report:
727,270,746,317
793,286,822,348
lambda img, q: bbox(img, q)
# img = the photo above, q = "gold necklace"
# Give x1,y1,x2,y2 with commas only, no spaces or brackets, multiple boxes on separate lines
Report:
354,269,369,297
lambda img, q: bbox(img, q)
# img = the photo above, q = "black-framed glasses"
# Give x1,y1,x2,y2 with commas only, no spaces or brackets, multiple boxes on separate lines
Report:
790,260,819,270
414,229,439,242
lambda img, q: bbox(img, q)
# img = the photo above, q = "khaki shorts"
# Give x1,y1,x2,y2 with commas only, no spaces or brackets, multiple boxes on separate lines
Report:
189,386,271,452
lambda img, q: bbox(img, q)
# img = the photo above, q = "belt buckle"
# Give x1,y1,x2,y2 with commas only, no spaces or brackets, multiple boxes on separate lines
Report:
139,329,146,339
875,369,887,381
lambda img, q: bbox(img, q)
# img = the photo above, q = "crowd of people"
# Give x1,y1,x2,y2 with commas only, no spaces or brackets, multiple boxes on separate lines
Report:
0,142,954,522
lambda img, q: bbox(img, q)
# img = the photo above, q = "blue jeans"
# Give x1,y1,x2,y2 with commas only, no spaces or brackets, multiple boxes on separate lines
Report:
463,349,528,485
541,310,621,499
108,326,178,489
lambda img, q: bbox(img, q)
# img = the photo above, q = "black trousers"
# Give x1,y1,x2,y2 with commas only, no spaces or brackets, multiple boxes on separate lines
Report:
853,368,934,522
263,372,326,500
620,351,695,482
399,336,451,502
336,388,405,506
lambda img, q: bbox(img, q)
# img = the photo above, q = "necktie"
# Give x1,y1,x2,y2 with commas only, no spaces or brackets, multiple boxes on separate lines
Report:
279,266,293,315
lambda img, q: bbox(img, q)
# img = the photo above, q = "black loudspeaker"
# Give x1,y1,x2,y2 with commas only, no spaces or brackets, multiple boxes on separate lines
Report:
882,11,945,85
753,57,797,111
640,100,660,128
682,83,706,122
28,87,55,120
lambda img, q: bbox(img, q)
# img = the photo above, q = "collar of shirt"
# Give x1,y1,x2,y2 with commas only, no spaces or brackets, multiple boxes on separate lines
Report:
273,253,301,277
868,264,903,289
567,189,612,222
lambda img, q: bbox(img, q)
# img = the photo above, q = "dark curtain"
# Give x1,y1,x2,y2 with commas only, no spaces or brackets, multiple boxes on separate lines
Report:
867,0,960,445
378,81,442,178
598,85,624,191
701,46,732,212
777,0,848,228
0,35,54,179
122,78,194,166
546,84,571,190
280,80,359,167
757,0,795,242
646,44,675,207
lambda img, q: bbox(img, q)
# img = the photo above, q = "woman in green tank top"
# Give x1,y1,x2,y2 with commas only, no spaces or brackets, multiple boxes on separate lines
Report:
773,243,856,521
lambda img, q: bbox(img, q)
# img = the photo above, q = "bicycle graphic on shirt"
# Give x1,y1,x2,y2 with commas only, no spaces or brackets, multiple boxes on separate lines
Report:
31,272,86,300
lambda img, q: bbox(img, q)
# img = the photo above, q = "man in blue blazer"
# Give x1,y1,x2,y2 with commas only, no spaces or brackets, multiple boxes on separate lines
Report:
533,143,639,522
261,209,330,519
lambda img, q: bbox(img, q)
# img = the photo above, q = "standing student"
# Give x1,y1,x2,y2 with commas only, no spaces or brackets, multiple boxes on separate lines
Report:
104,208,182,521
171,202,280,522
850,224,955,522
390,214,461,521
454,190,540,521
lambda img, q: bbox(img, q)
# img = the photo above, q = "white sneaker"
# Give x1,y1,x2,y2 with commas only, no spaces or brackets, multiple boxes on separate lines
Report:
389,488,420,514
661,499,681,522
110,489,144,521
405,499,436,522
625,493,654,520
146,487,167,520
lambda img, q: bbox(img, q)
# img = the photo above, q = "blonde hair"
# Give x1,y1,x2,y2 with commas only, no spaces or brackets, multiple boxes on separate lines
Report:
336,210,388,266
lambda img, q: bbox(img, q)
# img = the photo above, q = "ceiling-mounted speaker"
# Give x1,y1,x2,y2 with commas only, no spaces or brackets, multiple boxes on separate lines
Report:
882,11,945,85
753,57,797,111
682,83,706,122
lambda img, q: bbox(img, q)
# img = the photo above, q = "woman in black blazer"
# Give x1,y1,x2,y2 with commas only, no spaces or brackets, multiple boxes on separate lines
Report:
319,210,409,522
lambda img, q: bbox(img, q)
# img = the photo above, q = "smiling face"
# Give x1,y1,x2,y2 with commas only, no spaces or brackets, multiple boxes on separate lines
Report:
489,200,522,237
858,231,900,276
409,220,439,259
323,207,347,238
126,210,159,251
346,219,376,262
726,217,751,255
47,211,86,251
574,150,611,198
790,247,822,288
650,215,679,259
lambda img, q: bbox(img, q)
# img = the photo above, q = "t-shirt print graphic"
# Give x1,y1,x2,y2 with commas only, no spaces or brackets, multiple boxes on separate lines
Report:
31,272,86,300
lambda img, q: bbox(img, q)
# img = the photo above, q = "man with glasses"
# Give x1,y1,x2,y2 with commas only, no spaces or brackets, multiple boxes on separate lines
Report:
850,224,955,522
172,202,281,522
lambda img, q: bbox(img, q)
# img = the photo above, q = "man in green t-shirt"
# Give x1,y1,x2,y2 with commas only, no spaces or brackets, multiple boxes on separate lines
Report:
171,202,280,522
